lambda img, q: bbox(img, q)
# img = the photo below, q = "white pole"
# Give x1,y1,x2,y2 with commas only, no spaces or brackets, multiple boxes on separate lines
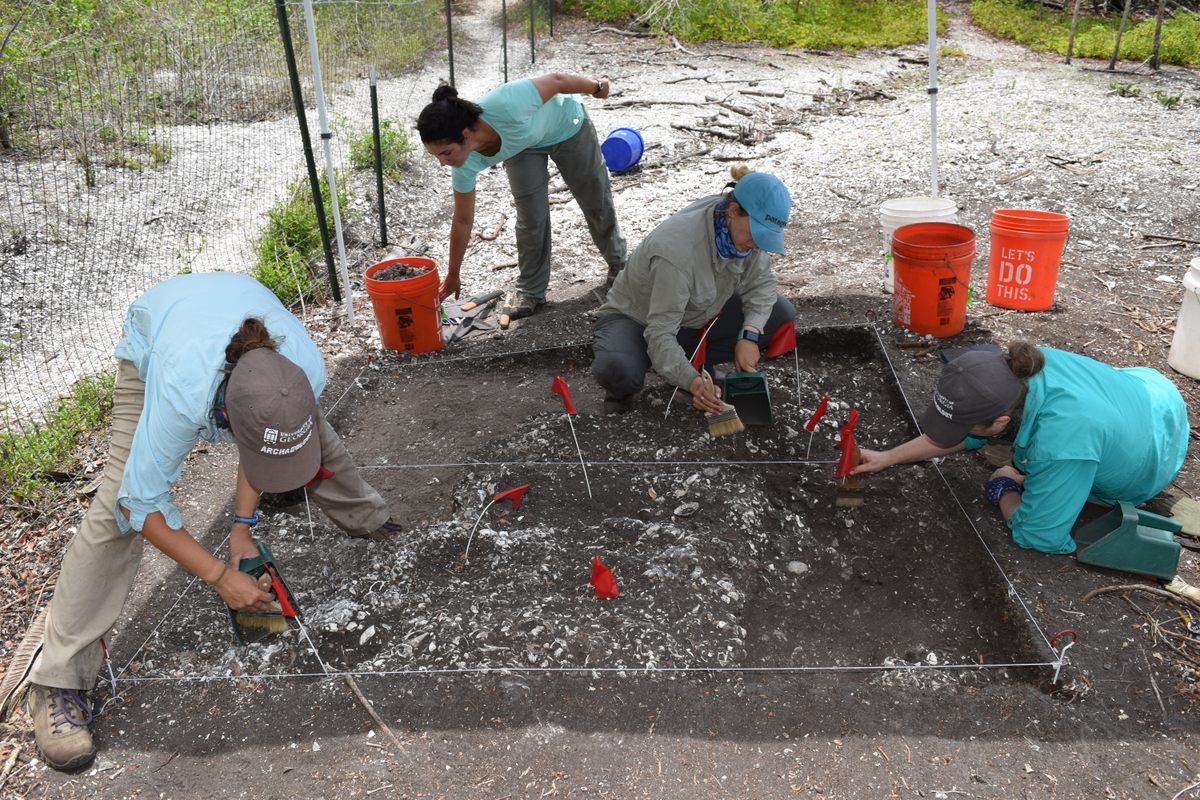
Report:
927,0,939,198
302,0,354,322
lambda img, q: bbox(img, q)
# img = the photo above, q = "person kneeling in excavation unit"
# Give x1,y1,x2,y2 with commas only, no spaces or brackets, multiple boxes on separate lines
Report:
25,273,402,771
852,342,1190,556
591,167,797,416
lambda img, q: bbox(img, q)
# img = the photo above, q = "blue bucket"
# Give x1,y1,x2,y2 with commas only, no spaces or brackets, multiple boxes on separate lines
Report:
601,127,644,172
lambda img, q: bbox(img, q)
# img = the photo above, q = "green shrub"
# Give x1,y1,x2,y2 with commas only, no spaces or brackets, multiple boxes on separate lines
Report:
1110,81,1140,97
0,373,116,503
970,0,1200,67
565,0,933,49
1152,90,1182,108
349,119,413,181
253,174,347,306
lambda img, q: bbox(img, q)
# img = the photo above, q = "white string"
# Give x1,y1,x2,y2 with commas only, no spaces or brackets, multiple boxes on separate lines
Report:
1172,779,1200,800
463,496,498,565
362,458,840,469
108,659,1059,684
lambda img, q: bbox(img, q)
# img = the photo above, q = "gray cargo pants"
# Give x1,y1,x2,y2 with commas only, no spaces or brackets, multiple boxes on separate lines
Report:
30,359,390,690
592,294,797,399
504,115,627,302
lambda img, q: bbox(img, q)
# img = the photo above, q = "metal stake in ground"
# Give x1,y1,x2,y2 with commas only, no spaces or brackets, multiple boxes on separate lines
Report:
464,484,532,564
550,376,592,498
804,393,829,459
664,315,721,420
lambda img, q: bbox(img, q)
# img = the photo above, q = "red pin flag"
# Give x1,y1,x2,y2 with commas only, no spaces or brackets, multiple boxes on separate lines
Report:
837,408,859,448
763,324,797,359
805,394,830,432
493,483,532,510
550,375,576,415
835,432,858,477
590,556,619,599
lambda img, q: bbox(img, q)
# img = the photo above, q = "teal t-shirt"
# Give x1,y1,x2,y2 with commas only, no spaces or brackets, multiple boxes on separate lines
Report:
1006,348,1189,554
450,79,585,193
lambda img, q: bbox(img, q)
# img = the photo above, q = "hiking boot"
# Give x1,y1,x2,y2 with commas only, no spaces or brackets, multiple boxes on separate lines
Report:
351,517,404,541
500,295,544,329
28,684,96,771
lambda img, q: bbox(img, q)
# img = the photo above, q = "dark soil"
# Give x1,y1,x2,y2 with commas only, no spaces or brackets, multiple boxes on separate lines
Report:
371,263,432,282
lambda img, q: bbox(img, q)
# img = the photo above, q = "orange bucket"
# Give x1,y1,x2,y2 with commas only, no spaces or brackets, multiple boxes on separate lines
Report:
364,257,442,353
891,222,976,338
986,209,1069,311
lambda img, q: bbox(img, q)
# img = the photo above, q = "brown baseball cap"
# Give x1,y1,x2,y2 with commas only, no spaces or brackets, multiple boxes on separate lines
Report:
226,349,322,493
919,349,1024,447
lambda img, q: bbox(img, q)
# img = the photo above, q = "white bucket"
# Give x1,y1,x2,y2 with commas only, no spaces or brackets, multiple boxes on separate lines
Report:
880,196,958,293
1168,258,1200,379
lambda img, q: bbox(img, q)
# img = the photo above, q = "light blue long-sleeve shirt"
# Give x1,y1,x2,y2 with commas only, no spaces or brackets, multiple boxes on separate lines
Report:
112,273,325,533
1003,348,1189,554
450,79,585,193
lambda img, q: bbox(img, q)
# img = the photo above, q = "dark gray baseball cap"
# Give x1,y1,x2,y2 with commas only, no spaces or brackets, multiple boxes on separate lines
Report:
226,349,322,493
919,349,1024,447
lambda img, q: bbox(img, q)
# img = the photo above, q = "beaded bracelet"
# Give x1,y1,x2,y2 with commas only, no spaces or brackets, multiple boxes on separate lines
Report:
206,563,229,588
985,476,1024,507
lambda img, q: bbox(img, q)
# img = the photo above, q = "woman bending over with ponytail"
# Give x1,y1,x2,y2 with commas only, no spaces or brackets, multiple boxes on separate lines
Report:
25,273,400,773
417,74,628,321
854,342,1189,555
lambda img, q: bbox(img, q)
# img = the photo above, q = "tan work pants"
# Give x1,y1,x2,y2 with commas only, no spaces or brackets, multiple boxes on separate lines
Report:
31,359,389,689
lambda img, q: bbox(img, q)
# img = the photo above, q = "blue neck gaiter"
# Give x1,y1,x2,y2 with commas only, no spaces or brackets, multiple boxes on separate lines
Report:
713,200,752,259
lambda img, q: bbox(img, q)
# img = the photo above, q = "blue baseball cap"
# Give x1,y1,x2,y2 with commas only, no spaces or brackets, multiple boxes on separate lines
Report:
732,172,791,255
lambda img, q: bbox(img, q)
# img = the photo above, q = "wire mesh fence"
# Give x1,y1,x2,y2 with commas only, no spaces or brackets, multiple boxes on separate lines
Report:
0,0,446,511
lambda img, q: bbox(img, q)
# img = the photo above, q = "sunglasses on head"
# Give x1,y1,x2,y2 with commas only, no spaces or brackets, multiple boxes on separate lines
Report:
211,373,231,430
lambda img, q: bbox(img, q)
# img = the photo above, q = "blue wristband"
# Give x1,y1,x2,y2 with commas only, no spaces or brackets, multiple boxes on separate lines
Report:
232,511,259,528
984,477,1023,507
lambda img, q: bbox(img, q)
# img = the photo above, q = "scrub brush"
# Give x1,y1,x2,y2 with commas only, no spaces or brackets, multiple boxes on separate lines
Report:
227,542,301,643
701,369,744,438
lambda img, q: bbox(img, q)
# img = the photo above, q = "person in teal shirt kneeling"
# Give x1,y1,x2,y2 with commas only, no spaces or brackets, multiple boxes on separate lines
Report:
854,342,1190,555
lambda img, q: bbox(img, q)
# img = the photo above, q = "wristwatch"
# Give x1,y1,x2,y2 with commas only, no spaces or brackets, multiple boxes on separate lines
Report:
592,80,603,97
738,328,762,344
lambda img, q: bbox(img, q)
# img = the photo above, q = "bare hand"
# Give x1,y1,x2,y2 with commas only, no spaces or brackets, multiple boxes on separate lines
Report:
228,530,259,569
214,568,276,612
689,374,726,415
593,78,611,100
733,339,760,373
438,273,461,302
989,465,1025,485
851,448,892,475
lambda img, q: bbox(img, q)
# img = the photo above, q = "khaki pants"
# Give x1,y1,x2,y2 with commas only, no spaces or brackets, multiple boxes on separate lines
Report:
31,360,390,689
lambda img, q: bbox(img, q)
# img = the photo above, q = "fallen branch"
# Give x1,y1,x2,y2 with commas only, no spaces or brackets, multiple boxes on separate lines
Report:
706,95,755,117
492,260,518,271
670,123,740,141
593,26,655,38
602,99,705,109
741,88,786,98
1083,583,1200,613
479,213,508,241
1142,232,1200,245
344,675,406,753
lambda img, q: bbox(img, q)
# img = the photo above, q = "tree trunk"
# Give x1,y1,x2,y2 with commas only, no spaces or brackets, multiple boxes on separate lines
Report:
0,109,10,150
1066,0,1085,63
1150,0,1167,69
1109,0,1133,71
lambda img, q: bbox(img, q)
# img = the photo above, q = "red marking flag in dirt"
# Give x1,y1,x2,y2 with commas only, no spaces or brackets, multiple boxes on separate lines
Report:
763,324,797,358
590,556,619,599
494,483,532,511
805,394,830,432
550,375,577,415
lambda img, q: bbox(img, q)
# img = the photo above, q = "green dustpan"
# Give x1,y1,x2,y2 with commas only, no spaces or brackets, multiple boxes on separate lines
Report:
723,370,772,426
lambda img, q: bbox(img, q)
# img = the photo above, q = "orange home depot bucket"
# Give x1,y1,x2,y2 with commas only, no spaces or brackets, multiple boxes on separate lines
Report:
364,257,442,353
891,222,976,338
986,209,1070,311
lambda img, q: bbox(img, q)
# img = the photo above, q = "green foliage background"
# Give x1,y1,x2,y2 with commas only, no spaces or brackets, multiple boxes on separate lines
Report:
970,0,1200,65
